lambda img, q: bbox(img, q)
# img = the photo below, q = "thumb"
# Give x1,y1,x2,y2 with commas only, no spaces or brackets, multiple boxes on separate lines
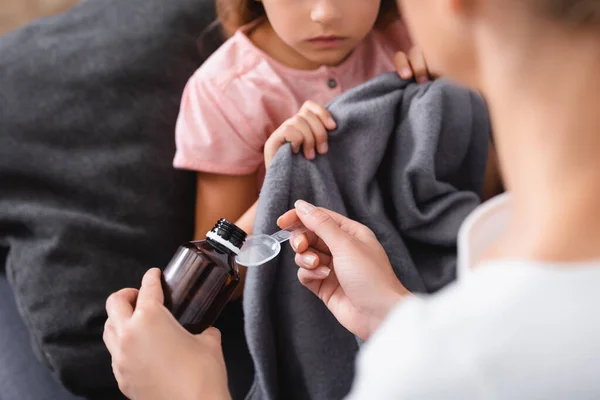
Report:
294,200,351,248
196,327,222,345
264,135,282,155
137,268,165,308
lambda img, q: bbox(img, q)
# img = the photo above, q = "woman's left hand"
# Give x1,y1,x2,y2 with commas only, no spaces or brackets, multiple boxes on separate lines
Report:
394,46,434,83
103,268,231,400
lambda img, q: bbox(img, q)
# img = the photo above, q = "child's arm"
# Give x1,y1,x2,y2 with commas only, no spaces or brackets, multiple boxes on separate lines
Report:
175,73,275,300
194,171,259,301
193,172,259,240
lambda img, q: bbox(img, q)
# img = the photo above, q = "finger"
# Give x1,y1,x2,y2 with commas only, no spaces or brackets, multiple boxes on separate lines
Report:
279,209,346,254
293,116,317,160
116,288,139,309
264,131,289,166
299,109,329,155
136,268,164,308
290,230,331,254
265,125,302,158
293,200,354,250
103,319,117,355
408,47,429,83
302,100,336,131
277,210,300,229
277,123,305,154
297,267,331,289
295,248,333,269
287,129,305,154
105,289,137,323
394,51,413,80
197,327,222,345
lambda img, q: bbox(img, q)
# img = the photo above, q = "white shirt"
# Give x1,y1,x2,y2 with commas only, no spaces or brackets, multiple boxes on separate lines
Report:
347,193,600,399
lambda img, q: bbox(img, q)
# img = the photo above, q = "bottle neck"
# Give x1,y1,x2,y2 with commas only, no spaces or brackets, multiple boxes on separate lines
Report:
206,231,241,256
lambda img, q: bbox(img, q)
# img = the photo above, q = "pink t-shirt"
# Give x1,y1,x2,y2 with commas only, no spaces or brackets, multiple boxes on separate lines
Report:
173,21,412,180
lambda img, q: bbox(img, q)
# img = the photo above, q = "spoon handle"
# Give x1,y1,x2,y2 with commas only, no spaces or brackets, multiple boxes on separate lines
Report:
270,222,308,244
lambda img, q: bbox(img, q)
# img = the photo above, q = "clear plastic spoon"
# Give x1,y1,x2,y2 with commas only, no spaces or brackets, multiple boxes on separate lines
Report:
235,222,308,267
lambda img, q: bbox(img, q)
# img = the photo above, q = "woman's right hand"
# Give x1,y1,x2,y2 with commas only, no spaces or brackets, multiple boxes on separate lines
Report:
277,201,409,341
264,101,336,169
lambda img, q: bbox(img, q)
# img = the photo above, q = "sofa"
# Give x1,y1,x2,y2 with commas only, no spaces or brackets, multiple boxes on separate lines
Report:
0,0,253,398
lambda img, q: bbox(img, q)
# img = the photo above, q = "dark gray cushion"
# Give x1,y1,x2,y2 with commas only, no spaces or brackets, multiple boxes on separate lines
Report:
0,274,83,400
0,0,227,398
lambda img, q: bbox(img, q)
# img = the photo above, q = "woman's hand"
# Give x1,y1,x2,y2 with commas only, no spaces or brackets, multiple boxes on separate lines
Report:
394,46,434,83
103,269,231,400
264,101,336,169
278,201,409,341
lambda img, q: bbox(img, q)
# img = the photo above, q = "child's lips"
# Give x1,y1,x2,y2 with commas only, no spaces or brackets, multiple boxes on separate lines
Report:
307,36,347,48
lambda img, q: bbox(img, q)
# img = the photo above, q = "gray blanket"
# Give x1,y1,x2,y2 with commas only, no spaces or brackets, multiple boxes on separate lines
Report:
244,73,491,400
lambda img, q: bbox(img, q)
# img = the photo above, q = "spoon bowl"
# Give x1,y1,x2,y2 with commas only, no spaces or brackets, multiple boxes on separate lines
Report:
235,234,282,267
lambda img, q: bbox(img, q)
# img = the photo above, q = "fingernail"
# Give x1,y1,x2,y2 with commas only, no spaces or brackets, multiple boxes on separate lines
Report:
401,68,412,79
418,76,429,83
327,118,336,128
295,200,315,215
318,142,328,154
276,216,283,227
293,235,303,250
302,254,317,267
307,149,315,159
315,267,331,277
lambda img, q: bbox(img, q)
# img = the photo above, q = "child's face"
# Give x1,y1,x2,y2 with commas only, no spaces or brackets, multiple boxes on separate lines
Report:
262,0,381,67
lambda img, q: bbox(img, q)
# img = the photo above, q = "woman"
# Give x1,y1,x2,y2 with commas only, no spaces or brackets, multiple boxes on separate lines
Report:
104,0,600,398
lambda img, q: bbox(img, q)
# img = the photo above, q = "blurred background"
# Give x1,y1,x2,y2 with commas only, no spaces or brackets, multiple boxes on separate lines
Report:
0,0,79,35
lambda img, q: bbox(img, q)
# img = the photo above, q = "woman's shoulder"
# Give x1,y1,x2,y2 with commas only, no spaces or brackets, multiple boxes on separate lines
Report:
350,261,600,399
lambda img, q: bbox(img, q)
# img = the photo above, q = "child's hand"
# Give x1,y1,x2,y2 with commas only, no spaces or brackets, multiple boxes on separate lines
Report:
394,46,433,83
264,101,336,169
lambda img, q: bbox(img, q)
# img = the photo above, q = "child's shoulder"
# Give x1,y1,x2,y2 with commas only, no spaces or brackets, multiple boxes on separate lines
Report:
190,31,266,91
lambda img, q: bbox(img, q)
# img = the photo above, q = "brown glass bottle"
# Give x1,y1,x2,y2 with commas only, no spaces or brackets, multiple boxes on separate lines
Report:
161,219,247,334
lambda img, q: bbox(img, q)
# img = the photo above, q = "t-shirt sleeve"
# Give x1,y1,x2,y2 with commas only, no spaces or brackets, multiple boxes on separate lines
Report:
173,73,267,175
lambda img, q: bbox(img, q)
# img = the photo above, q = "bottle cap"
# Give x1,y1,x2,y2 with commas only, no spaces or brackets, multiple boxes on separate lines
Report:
206,218,247,254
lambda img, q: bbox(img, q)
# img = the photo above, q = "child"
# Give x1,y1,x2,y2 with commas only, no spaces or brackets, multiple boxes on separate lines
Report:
174,0,428,245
